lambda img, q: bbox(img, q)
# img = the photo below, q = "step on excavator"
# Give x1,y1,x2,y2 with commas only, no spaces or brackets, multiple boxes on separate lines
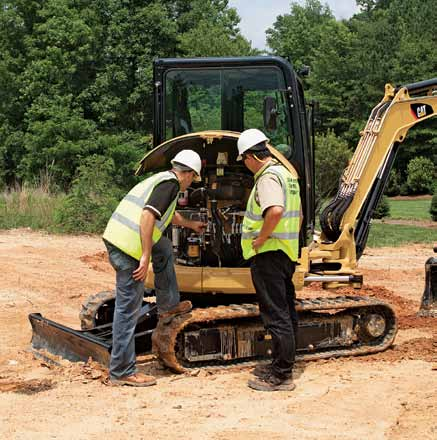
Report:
29,56,437,372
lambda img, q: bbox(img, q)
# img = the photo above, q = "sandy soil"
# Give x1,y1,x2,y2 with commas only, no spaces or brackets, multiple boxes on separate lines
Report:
0,229,436,440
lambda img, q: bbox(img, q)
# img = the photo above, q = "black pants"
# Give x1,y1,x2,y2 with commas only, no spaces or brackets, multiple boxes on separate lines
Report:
250,250,298,379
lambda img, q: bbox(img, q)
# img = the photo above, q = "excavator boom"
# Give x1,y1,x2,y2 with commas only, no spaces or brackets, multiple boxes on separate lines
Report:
303,79,437,289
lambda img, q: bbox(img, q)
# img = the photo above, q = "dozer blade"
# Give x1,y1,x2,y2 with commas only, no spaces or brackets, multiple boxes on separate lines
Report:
29,303,157,364
29,313,112,364
418,247,437,317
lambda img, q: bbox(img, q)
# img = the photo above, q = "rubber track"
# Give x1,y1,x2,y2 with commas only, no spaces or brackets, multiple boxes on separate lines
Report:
79,290,115,330
152,295,398,373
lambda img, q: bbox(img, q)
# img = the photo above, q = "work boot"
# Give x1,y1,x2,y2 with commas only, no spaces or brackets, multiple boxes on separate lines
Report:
252,362,273,379
110,372,157,387
158,300,192,323
248,374,295,392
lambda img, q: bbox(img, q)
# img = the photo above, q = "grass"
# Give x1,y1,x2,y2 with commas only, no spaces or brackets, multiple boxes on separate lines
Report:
366,197,435,247
0,187,66,231
367,223,435,247
388,198,432,220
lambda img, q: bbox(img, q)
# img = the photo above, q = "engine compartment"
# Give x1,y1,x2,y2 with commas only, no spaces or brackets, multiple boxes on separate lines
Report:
137,131,296,271
169,170,253,268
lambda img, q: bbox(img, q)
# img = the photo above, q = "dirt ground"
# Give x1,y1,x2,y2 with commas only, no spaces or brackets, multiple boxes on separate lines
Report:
0,229,435,440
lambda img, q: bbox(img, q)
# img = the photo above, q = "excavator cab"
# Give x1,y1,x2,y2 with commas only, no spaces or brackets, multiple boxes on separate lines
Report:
150,56,315,245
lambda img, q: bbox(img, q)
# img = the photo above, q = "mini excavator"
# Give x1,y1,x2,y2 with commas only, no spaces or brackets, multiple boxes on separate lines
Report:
29,56,437,371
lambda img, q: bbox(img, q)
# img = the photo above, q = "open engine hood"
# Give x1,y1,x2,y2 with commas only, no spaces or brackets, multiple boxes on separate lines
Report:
136,130,298,177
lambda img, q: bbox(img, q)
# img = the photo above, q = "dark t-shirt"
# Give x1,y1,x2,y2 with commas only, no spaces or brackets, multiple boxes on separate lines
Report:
144,178,180,219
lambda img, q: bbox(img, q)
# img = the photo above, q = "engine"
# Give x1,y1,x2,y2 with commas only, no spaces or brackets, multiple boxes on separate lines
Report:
167,172,253,268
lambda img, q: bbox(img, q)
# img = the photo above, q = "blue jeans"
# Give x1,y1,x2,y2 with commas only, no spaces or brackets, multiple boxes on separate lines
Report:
105,236,179,379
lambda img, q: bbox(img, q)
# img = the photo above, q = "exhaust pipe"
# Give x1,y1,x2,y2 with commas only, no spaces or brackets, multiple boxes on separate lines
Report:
418,245,437,317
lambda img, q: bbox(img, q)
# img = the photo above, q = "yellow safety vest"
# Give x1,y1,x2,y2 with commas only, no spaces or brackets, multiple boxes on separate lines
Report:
241,162,300,262
103,171,179,260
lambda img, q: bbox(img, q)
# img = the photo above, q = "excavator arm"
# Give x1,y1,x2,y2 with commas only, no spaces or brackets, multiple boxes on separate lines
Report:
298,79,437,290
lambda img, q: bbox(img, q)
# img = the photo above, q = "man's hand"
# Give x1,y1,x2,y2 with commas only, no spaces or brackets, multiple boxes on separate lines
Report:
133,254,149,281
135,209,155,282
252,236,268,253
172,212,206,233
189,220,207,234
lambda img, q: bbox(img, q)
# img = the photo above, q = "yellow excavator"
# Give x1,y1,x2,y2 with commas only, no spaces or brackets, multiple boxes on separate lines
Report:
29,56,437,371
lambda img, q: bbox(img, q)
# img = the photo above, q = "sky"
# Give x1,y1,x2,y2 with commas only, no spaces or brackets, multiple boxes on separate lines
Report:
228,0,360,50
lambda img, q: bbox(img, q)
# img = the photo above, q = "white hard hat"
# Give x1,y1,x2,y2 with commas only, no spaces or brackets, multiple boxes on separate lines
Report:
237,129,269,161
171,150,202,181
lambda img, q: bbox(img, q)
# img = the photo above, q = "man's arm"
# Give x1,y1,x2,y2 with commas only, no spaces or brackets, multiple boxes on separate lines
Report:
252,206,284,252
132,209,155,281
252,174,285,252
172,211,205,233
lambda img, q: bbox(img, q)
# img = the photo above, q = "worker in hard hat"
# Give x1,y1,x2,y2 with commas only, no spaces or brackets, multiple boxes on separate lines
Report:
103,150,205,387
238,129,301,392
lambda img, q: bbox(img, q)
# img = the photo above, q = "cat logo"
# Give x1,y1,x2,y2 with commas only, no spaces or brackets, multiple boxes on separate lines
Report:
410,103,434,120
416,105,427,118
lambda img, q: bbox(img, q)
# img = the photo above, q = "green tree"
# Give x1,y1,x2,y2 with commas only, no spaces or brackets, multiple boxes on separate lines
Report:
54,155,122,233
178,0,253,57
0,1,40,186
347,0,437,165
309,19,358,137
406,156,436,195
385,169,402,196
267,0,437,182
266,0,334,71
373,195,390,219
356,1,393,13
314,130,352,211
0,0,252,190
388,0,437,174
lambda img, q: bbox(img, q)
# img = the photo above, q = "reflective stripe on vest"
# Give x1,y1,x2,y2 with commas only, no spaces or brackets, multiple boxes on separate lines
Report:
103,171,178,260
241,163,300,262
